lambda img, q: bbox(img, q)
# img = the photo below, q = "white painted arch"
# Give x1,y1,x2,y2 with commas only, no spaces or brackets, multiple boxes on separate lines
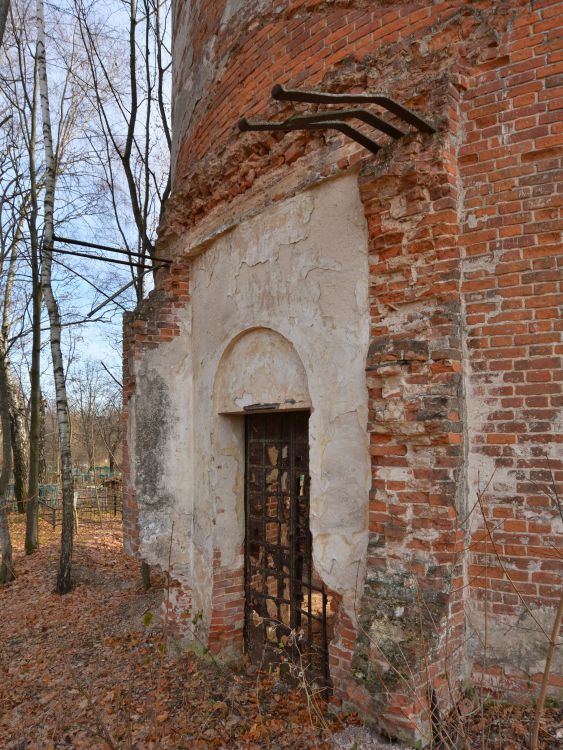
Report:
214,327,311,414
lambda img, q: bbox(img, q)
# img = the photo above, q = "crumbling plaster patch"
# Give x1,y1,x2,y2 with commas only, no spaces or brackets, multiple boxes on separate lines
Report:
221,0,270,26
128,305,194,576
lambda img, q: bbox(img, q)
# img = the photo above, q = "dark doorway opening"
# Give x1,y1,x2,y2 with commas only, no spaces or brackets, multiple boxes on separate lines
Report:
244,411,332,685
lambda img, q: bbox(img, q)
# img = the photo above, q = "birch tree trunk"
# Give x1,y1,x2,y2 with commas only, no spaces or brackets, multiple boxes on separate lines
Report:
36,0,74,593
0,363,15,584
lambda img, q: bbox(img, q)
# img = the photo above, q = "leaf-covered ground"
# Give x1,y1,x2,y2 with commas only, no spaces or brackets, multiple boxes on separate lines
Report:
1,516,561,749
442,697,562,750
0,516,353,749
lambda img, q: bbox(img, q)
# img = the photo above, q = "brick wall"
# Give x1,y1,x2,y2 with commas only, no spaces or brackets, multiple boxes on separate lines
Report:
348,128,468,740
122,0,563,742
459,1,563,697
208,549,245,659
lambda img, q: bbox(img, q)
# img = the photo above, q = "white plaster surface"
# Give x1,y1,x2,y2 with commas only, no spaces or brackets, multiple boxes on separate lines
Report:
130,173,371,637
215,327,311,413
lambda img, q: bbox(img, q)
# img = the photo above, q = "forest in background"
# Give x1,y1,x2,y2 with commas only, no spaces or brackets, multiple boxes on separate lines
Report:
0,0,170,588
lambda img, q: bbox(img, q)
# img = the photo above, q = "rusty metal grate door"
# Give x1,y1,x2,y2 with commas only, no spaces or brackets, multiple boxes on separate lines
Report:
244,411,330,684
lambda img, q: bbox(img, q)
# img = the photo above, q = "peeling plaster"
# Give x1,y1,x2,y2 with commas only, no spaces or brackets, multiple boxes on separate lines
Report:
129,307,193,575
129,173,371,633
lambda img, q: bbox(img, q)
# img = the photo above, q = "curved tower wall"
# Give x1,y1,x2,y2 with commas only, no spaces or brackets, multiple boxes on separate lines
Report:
123,1,563,743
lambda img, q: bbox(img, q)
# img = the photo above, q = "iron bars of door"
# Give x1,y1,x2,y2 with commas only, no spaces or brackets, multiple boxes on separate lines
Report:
244,412,331,687
238,83,436,156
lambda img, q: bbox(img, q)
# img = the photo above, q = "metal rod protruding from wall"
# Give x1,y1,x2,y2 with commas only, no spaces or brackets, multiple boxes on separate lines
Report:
271,83,436,134
237,82,436,157
239,116,382,155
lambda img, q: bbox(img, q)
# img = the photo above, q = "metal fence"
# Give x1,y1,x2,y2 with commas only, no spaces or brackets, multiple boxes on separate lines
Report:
6,478,123,528
39,480,123,528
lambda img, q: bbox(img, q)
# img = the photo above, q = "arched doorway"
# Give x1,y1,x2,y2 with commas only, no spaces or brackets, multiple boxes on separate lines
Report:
213,328,332,682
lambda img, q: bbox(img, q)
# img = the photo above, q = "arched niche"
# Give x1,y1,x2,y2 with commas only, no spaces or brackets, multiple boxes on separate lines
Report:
214,328,311,414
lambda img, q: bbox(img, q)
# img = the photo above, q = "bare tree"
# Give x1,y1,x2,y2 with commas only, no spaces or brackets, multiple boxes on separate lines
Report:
0,121,18,576
2,0,51,552
36,0,74,593
67,360,122,474
1,0,73,552
69,360,101,471
74,0,171,301
69,0,171,594
25,45,42,554
4,0,105,584
97,386,121,472
0,250,29,516
0,120,30,516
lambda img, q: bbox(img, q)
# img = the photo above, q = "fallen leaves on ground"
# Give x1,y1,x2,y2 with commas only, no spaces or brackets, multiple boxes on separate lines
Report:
0,516,350,749
443,694,562,750
2,517,561,749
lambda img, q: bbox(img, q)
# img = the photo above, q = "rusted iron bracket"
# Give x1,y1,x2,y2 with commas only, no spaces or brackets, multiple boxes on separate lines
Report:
238,82,436,156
